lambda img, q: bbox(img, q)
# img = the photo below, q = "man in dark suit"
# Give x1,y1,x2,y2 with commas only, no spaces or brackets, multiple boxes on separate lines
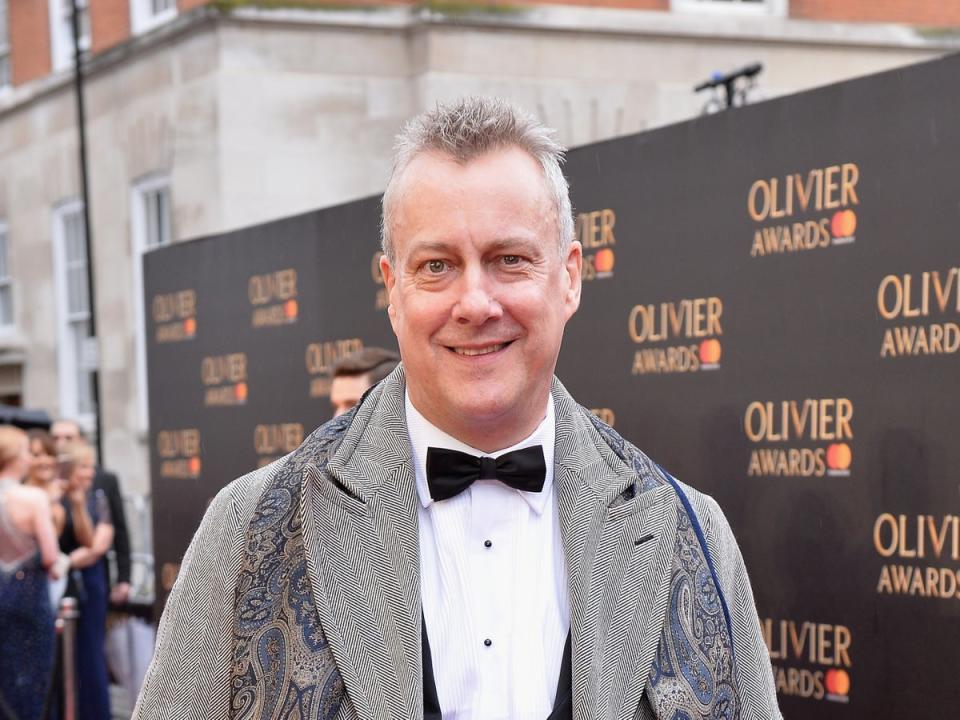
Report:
51,419,132,605
135,98,780,719
329,347,400,418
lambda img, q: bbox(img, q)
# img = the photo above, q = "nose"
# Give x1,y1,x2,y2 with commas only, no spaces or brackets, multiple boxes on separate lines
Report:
453,267,503,326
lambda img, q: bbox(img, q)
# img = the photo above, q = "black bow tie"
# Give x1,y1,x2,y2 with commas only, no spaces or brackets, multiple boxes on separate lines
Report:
425,445,546,502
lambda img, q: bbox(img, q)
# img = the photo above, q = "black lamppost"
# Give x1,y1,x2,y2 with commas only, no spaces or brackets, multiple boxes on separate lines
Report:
69,0,103,461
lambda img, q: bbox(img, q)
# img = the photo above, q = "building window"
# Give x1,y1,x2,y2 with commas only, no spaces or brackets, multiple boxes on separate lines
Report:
0,222,13,328
672,0,786,15
49,0,90,73
0,1,11,88
131,176,172,430
53,201,95,425
131,0,177,35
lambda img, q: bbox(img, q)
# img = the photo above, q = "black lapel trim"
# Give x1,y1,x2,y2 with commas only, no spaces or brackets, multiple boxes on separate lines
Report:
548,630,573,720
422,613,442,719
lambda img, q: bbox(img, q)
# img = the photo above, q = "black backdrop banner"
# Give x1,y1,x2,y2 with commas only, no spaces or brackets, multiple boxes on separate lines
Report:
145,53,960,717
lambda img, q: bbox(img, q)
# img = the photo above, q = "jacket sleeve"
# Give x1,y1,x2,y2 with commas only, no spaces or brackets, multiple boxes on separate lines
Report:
694,493,783,720
133,464,276,720
97,469,132,585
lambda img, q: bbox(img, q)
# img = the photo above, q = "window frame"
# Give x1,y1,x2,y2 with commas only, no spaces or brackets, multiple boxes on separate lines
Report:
0,220,13,331
48,0,91,73
0,0,11,90
671,0,787,17
131,174,173,432
52,199,96,433
130,0,178,36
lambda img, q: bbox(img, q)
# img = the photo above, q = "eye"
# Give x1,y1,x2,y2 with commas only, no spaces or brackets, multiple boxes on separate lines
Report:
425,259,447,274
502,255,521,266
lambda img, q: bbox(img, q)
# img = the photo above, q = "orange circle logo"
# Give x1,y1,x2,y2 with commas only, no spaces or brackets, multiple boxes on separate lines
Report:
234,382,248,402
825,668,850,696
188,457,202,476
699,339,722,365
284,299,298,319
594,249,615,274
831,209,857,238
183,317,197,336
826,443,852,470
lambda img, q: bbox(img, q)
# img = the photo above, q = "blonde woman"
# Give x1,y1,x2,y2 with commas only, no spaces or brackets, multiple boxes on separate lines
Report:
59,441,114,720
0,425,62,720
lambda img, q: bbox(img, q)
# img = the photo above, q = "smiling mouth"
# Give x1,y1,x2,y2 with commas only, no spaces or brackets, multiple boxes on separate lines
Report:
448,341,513,357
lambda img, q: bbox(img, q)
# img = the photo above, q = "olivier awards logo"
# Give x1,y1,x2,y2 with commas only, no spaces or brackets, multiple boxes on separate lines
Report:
372,251,389,311
744,398,853,478
249,268,298,328
202,352,248,406
764,617,852,704
748,163,860,258
628,296,723,375
873,513,960,600
254,423,304,468
877,266,960,359
575,208,616,281
156,428,201,479
306,338,364,398
152,289,197,343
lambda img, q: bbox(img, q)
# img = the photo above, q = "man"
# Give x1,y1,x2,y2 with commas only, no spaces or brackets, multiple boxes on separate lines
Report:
329,347,400,417
135,98,781,719
51,419,132,605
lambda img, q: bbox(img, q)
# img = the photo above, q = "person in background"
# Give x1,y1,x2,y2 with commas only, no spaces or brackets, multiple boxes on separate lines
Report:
26,430,66,535
51,419,132,605
0,425,63,720
59,441,113,720
329,346,400,417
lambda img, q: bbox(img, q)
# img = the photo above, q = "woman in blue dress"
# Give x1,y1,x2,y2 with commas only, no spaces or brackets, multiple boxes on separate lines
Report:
59,442,114,720
0,426,63,720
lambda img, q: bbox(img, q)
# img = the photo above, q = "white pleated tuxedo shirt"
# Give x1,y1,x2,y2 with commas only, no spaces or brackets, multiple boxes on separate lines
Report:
405,393,571,720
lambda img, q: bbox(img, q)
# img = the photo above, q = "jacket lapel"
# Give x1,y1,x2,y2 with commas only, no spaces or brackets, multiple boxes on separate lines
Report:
300,371,423,720
552,382,677,720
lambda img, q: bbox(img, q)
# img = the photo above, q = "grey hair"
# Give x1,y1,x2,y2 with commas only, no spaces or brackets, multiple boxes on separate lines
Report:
380,97,574,261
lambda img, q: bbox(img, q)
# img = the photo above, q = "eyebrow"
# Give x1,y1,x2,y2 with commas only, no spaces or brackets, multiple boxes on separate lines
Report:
407,236,544,259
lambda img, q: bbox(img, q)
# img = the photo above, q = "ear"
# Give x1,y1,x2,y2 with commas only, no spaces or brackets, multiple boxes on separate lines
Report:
379,253,399,327
563,240,583,319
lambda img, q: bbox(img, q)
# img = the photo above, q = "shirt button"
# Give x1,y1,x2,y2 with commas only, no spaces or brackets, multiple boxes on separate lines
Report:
484,539,492,548
483,638,492,647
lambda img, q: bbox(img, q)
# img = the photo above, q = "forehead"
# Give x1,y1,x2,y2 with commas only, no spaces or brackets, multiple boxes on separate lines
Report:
390,146,554,254
51,422,79,436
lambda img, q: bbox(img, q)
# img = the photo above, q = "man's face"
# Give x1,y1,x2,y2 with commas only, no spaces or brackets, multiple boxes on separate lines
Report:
51,421,81,453
381,146,582,450
330,373,372,418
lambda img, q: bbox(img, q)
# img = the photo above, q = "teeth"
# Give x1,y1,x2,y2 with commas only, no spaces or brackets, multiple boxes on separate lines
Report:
454,343,506,357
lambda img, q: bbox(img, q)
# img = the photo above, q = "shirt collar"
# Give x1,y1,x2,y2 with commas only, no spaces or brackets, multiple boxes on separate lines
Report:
405,392,556,515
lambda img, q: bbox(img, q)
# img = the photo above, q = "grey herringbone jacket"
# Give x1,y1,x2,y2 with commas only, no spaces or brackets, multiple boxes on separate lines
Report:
135,371,781,720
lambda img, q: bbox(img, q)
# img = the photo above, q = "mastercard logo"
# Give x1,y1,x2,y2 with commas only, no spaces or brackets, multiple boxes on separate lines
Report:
831,209,857,238
826,442,852,471
699,338,722,365
825,668,850,697
284,299,299,320
188,457,202,476
234,382,248,402
594,249,615,274
183,317,197,336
